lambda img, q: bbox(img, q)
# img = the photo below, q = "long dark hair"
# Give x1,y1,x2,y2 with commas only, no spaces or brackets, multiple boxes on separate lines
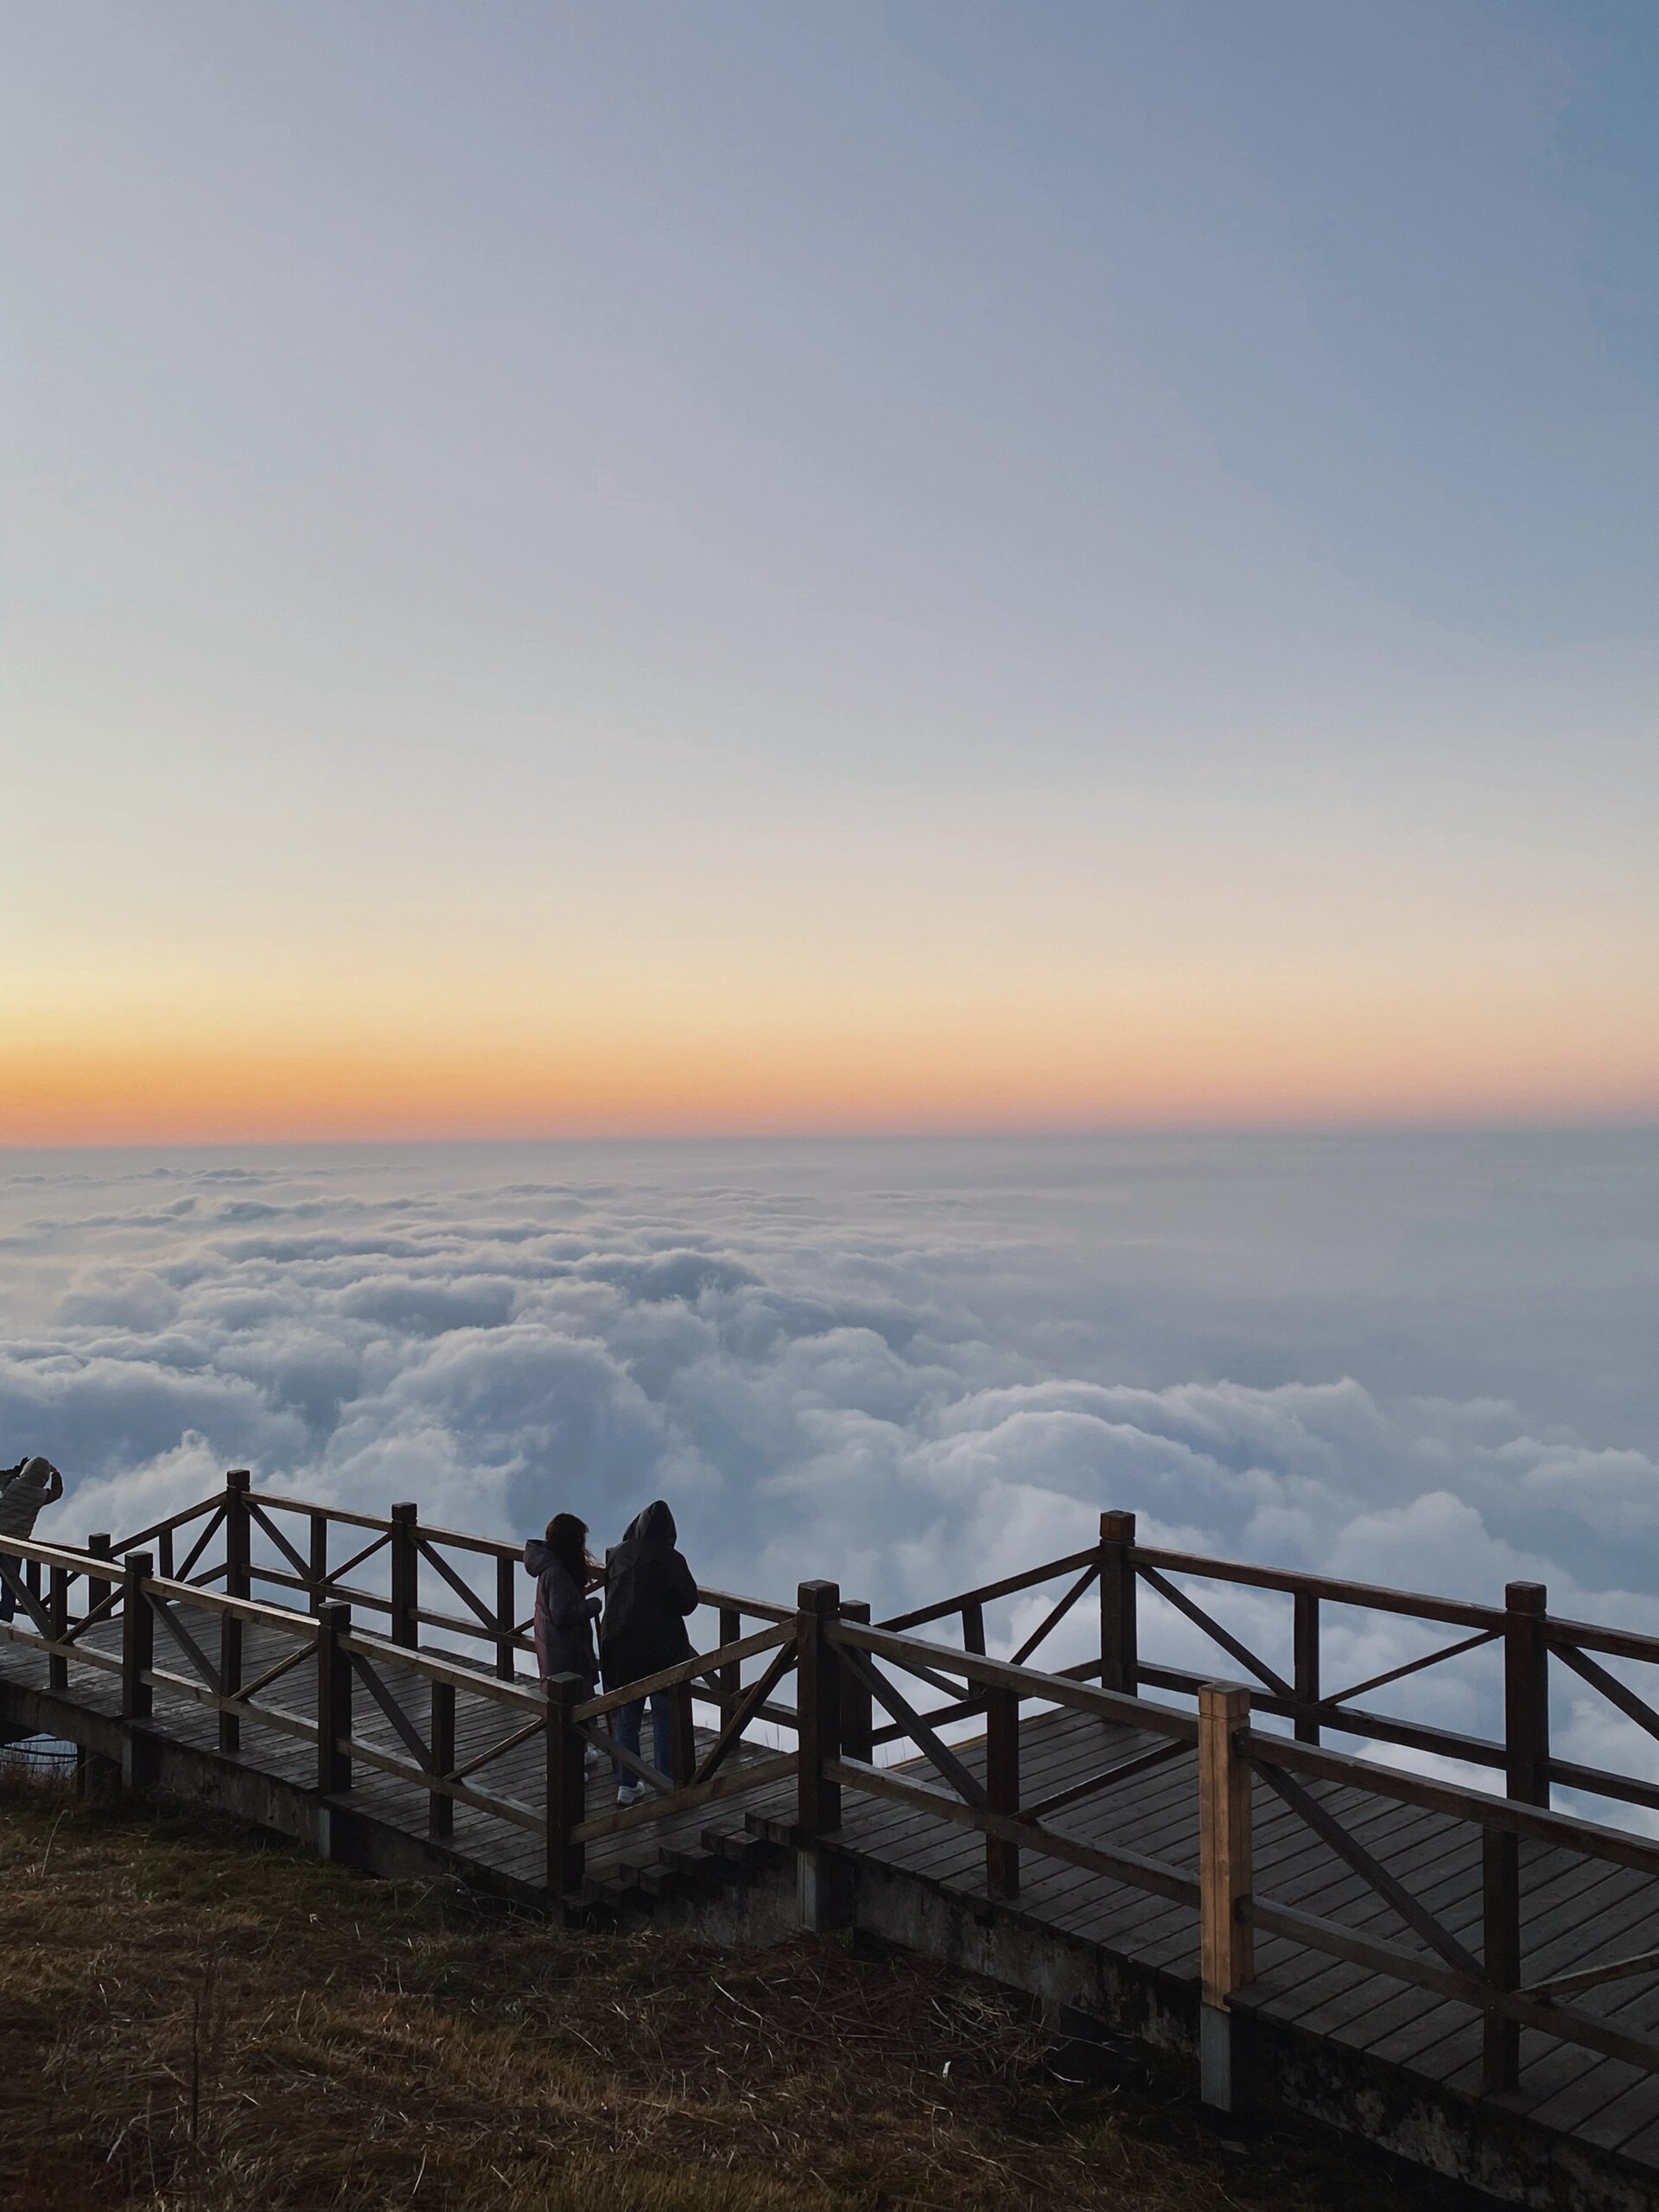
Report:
544,1511,598,1586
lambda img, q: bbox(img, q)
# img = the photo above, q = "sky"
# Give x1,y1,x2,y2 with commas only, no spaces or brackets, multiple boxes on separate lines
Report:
5,1129,1659,1813
3,3,1656,1142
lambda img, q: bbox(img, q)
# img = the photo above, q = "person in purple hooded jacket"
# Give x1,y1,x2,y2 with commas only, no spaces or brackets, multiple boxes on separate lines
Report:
524,1512,601,1690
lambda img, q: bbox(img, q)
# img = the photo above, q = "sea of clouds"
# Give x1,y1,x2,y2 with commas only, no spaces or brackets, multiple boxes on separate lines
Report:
3,1130,1657,1800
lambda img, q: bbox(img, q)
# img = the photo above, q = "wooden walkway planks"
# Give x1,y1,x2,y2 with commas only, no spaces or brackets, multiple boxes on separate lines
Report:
9,1586,1659,2192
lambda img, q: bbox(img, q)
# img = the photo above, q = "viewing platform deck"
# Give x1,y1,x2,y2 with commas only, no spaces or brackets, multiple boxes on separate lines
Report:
5,1476,1659,2208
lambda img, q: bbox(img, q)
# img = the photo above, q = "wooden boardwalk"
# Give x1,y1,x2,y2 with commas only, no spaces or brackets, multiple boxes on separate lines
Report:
6,1480,1659,2206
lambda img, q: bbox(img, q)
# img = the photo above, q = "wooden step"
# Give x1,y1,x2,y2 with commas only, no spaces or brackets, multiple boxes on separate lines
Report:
703,1826,785,1872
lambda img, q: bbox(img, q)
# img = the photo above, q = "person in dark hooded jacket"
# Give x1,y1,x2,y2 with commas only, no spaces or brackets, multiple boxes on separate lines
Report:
601,1500,697,1803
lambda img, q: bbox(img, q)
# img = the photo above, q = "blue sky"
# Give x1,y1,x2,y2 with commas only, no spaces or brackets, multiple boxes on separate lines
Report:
3,3,1656,1137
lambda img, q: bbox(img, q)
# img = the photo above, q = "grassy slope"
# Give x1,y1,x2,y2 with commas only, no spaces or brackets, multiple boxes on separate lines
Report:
0,1777,1481,2212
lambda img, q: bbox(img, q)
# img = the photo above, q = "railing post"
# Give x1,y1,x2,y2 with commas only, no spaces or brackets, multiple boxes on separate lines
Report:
1483,1827,1522,2093
1504,1581,1549,1806
220,1475,251,1757
121,1552,156,1793
986,1682,1020,1901
390,1502,419,1649
796,1581,842,1840
840,1601,873,1764
1099,1510,1137,1698
315,1603,353,1857
224,1470,251,1601
87,1532,114,1613
544,1671,587,1895
48,1563,68,1693
718,1605,742,1727
795,1581,842,1931
962,1600,986,1655
669,1679,696,1788
1294,1591,1320,1745
496,1553,517,1680
429,1679,455,1842
218,1478,253,1751
219,1599,243,1756
308,1512,329,1613
1198,1682,1254,2113
121,1554,154,1724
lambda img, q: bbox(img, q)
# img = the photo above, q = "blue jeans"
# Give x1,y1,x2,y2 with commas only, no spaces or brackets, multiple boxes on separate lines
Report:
613,1693,679,1786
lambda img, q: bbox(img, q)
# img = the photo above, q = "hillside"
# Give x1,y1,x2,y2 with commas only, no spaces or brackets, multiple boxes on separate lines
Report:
0,1770,1479,2212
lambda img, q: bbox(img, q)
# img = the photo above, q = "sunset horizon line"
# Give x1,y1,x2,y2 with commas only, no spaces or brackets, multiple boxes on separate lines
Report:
5,1103,1657,1157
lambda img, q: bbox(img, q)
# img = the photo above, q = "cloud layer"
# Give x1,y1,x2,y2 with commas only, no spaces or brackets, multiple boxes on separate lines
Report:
3,1133,1657,1808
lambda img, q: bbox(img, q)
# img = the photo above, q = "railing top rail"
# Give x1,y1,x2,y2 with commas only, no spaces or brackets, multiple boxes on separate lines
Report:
133,1570,324,1638
836,1619,1200,1743
334,1625,549,1712
246,1487,391,1535
695,1583,795,1624
407,1516,519,1560
1242,1726,1659,1878
879,1544,1100,1631
0,1532,121,1575
1546,1613,1659,1669
1128,1546,1507,1632
241,1490,791,1622
101,1487,1659,1669
105,1497,220,1552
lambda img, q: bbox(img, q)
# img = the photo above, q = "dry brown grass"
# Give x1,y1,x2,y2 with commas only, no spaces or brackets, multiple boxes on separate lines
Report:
0,1771,1479,2211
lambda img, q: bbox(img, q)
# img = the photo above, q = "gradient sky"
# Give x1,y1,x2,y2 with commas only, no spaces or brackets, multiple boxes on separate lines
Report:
3,2,1656,1143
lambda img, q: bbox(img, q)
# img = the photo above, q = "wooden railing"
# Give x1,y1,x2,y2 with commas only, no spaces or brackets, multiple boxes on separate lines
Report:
0,1516,801,1890
786,1590,1659,2105
901,1508,1659,1824
6,1482,1659,2113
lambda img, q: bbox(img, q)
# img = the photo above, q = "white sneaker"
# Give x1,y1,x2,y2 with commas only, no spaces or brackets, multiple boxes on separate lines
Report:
616,1782,647,1807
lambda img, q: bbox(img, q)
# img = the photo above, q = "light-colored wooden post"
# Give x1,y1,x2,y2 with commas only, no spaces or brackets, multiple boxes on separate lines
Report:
1198,1681,1254,2112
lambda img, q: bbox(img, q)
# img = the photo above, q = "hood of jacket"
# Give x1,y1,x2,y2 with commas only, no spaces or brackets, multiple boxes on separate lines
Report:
621,1499,677,1548
524,1536,553,1576
7,1457,56,1497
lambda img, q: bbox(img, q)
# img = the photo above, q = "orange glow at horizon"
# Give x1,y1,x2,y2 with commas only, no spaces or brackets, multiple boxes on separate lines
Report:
6,988,1657,1147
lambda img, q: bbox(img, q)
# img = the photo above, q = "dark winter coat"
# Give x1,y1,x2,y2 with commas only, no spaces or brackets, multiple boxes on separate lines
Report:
523,1539,601,1688
599,1501,697,1691
0,1458,62,1540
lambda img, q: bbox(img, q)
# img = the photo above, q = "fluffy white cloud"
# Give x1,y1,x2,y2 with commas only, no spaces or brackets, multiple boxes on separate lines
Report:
3,1137,1658,1811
